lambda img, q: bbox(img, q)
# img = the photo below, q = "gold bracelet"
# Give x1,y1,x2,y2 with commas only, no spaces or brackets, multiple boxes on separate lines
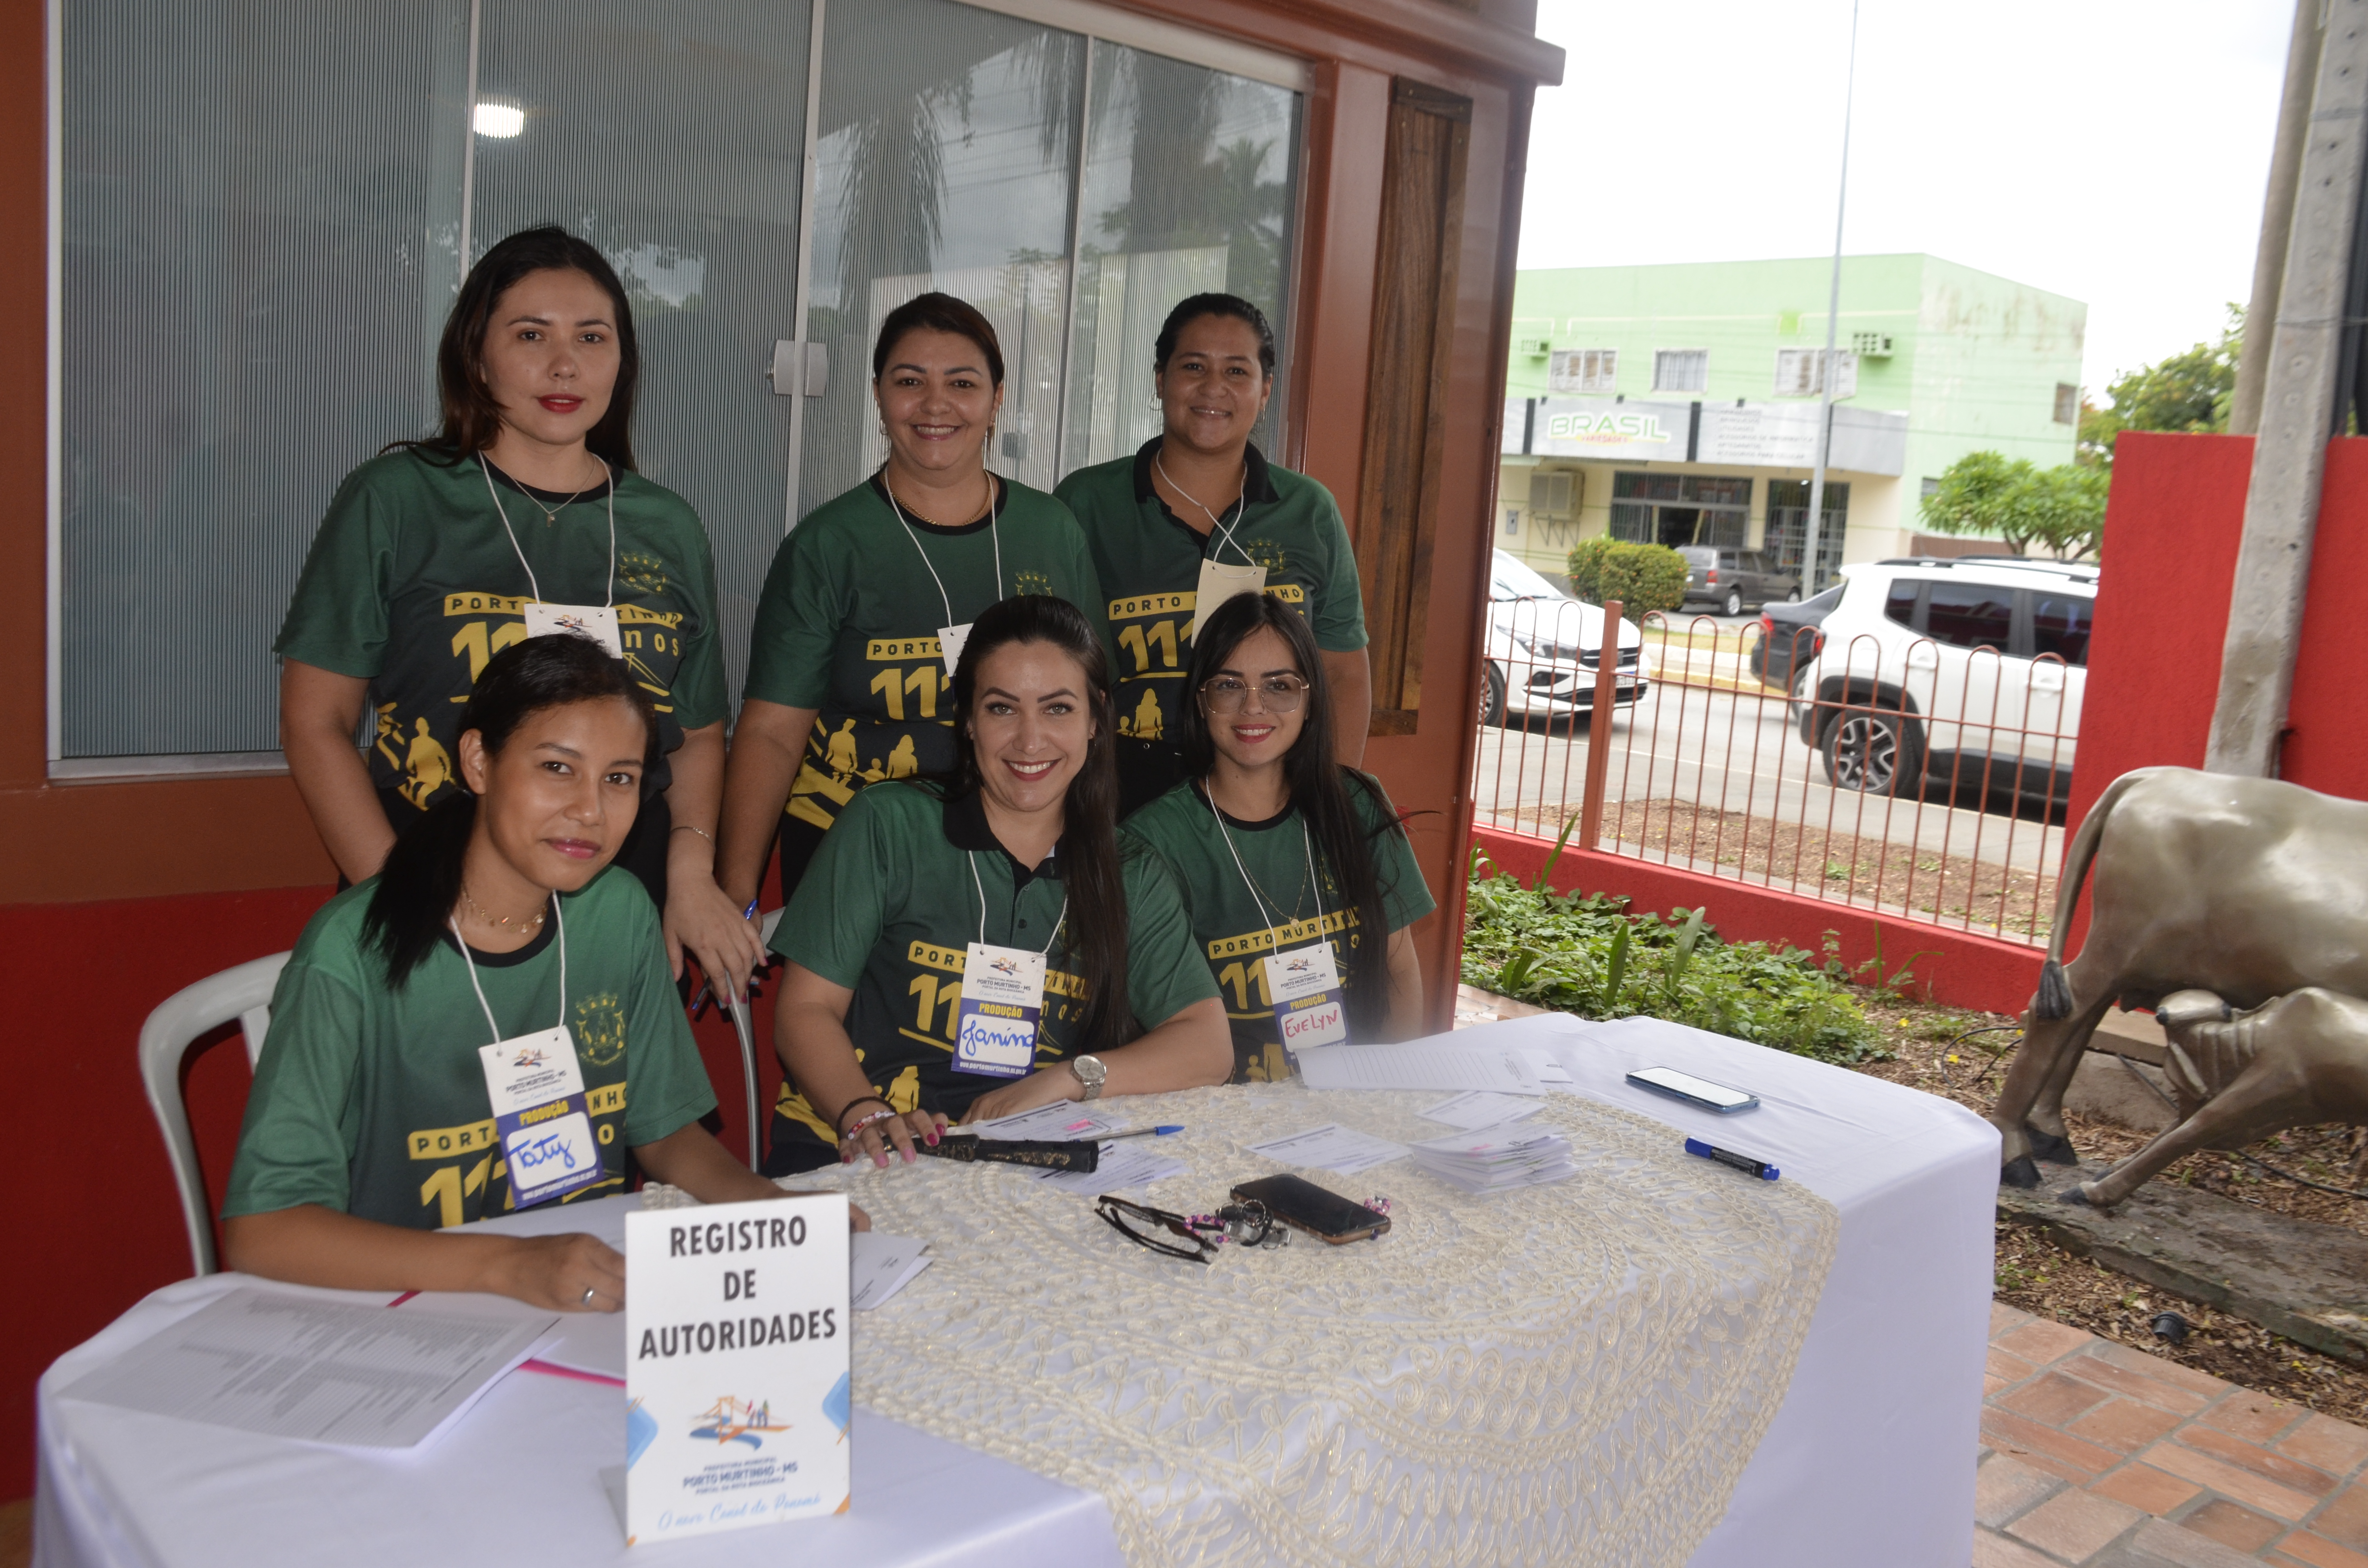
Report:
670,824,717,846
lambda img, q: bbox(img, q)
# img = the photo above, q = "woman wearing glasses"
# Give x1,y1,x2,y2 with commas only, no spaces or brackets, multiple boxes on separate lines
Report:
761,595,1229,1174
1055,293,1370,814
717,294,1110,910
1126,592,1432,1083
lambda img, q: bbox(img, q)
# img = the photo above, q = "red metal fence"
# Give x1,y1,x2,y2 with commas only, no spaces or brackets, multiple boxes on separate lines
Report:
1470,600,2078,947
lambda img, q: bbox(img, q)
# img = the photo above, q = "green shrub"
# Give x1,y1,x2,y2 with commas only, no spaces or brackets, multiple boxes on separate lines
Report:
1566,539,1690,624
1463,847,1889,1065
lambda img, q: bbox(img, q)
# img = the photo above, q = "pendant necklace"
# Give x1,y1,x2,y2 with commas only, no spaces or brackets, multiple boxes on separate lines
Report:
460,883,548,935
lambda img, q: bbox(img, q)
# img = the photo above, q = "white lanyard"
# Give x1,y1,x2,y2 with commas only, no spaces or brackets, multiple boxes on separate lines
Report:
479,455,617,610
451,894,567,1044
1203,785,1326,953
966,852,1067,959
885,473,1004,627
1155,448,1253,565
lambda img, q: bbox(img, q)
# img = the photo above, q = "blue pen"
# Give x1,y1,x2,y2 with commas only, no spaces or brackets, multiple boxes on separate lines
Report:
1104,1125,1186,1140
1684,1137,1779,1181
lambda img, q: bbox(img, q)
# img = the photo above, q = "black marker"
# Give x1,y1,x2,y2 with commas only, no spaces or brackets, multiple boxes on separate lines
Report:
1684,1137,1779,1181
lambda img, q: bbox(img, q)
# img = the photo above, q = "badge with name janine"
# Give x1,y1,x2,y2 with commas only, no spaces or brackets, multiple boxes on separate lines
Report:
1264,940,1348,1054
475,1027,603,1208
624,1194,851,1545
950,942,1046,1078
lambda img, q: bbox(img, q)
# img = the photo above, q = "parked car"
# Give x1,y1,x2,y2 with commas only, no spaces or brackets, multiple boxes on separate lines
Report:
1751,583,1844,690
1678,546,1801,617
1481,551,1651,726
1791,557,2096,800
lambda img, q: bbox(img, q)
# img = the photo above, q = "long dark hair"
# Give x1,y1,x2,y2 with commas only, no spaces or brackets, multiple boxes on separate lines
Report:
1178,593,1396,1036
872,291,1005,387
396,226,641,469
940,595,1130,1052
364,635,658,986
1153,292,1276,377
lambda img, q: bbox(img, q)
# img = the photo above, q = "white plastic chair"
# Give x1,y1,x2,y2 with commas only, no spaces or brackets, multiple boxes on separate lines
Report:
138,953,291,1277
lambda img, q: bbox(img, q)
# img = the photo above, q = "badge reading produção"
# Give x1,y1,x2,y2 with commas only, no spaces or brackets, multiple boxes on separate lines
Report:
951,942,1047,1078
475,1026,603,1209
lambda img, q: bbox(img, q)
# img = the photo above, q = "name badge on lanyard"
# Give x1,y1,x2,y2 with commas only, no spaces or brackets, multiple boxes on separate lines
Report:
523,601,624,658
937,623,972,677
952,943,1046,1078
1191,558,1267,642
1263,937,1348,1053
477,1026,604,1209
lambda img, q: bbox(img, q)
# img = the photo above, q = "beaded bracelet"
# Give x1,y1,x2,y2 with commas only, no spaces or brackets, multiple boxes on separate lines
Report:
834,1094,893,1136
841,1108,899,1142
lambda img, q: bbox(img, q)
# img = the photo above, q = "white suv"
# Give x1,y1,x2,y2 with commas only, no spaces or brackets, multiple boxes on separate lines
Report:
1480,551,1651,725
1790,557,2095,801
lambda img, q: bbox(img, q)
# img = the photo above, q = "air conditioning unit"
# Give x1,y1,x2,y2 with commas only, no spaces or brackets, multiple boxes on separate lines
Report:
1850,331,1894,358
1517,337,1552,356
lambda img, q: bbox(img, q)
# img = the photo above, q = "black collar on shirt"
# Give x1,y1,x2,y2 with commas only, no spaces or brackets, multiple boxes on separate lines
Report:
1130,437,1278,546
481,457,620,507
1191,777,1297,833
869,472,1001,536
438,894,561,967
942,787,1065,889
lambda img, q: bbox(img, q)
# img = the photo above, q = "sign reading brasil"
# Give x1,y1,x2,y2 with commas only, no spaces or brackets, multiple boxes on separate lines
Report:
1542,407,1673,445
625,1195,851,1544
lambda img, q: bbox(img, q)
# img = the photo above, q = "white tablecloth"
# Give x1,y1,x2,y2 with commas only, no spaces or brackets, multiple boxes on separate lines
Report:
37,1015,1993,1568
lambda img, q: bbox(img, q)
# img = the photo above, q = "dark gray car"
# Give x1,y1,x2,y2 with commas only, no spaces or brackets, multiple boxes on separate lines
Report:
1677,546,1801,616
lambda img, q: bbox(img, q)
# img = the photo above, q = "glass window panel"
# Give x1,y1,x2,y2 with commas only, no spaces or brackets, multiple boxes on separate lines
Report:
800,0,1085,511
1653,349,1706,393
60,0,468,757
1924,582,2013,652
2032,592,2092,667
1612,471,1679,502
1884,580,1920,629
1607,503,1654,542
1680,475,1751,506
1064,39,1302,470
470,0,813,708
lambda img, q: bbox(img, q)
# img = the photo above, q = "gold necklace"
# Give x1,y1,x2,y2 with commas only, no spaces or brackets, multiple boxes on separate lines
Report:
886,471,991,527
461,884,547,934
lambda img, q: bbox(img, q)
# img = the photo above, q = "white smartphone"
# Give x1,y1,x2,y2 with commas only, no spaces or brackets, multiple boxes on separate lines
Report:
1626,1066,1760,1114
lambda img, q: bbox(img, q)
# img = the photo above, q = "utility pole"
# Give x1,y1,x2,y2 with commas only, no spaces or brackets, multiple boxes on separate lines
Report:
2230,0,2325,436
1802,0,1862,594
2206,0,2368,776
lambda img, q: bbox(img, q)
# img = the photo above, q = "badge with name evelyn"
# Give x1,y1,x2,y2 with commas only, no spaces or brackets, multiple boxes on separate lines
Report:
950,943,1046,1078
624,1193,851,1545
936,622,972,676
1264,939,1348,1054
476,1027,604,1209
1190,558,1267,641
523,600,625,658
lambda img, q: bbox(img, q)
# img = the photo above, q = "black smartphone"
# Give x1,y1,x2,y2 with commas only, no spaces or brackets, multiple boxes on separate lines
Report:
1231,1174,1391,1244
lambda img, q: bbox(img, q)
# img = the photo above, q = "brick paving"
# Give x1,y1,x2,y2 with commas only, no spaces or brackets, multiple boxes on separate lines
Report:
1981,1303,2368,1566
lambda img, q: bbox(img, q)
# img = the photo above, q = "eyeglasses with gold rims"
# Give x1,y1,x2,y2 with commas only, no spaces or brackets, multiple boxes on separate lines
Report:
1095,1196,1286,1262
1197,674,1309,715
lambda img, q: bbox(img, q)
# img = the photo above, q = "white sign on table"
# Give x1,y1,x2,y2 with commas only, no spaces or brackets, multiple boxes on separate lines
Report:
624,1193,850,1546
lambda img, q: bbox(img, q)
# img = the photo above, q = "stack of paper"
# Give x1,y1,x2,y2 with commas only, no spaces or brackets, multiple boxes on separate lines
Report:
1408,1126,1576,1195
1246,1123,1407,1175
850,1232,934,1310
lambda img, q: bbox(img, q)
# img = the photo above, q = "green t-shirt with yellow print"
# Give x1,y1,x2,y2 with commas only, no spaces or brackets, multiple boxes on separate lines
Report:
223,868,716,1230
274,449,728,816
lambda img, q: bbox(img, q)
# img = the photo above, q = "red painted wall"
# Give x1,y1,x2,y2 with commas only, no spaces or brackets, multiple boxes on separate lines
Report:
1471,824,2046,1017
0,889,777,1497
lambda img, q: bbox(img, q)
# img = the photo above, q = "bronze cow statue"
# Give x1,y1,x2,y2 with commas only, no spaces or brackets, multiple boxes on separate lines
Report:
1992,767,2368,1189
2068,987,2368,1208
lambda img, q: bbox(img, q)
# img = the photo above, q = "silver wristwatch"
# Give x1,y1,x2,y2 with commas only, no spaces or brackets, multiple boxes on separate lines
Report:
1069,1054,1108,1101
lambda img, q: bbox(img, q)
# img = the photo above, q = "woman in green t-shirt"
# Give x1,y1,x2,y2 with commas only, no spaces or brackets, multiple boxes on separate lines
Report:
1054,293,1371,813
716,293,1109,910
1125,591,1435,1084
225,635,858,1313
763,596,1228,1176
275,225,764,1005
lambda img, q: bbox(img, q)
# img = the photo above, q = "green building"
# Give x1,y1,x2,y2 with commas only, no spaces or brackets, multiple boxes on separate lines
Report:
1496,254,2086,590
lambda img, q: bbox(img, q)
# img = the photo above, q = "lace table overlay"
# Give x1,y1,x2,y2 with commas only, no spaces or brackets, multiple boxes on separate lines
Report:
650,1082,1838,1568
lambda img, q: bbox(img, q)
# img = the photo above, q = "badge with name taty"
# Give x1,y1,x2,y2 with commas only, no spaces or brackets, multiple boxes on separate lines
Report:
1189,559,1266,641
523,601,624,658
937,623,973,676
952,943,1045,1078
1264,939,1348,1053
477,1026,604,1208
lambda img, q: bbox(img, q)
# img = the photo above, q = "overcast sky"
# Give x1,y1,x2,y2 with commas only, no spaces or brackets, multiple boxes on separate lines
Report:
1517,0,2294,403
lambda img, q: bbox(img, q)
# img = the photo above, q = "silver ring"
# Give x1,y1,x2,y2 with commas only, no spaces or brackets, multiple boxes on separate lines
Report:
581,1287,596,1308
